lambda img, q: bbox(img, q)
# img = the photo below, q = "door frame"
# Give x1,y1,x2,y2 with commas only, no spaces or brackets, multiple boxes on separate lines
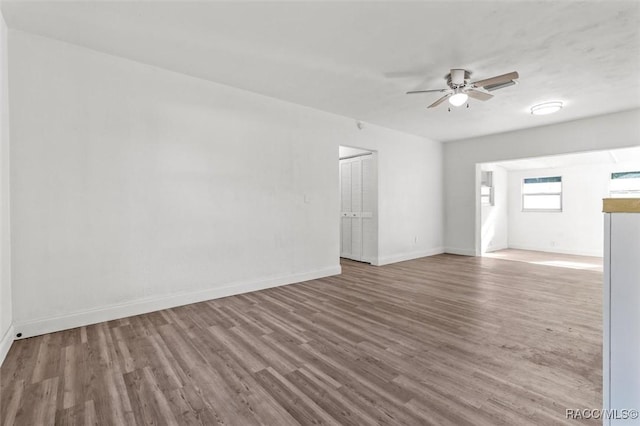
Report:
339,146,378,264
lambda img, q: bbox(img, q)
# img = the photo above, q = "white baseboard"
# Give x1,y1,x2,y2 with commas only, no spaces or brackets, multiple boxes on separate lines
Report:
374,247,444,266
444,247,477,256
14,265,341,339
0,323,14,367
508,244,603,258
483,244,509,254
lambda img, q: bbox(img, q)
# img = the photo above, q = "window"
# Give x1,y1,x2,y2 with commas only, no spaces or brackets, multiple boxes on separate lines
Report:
522,176,562,211
610,171,640,198
481,171,494,206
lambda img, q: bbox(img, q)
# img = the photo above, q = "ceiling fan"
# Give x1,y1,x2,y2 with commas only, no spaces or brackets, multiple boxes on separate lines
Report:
406,69,519,109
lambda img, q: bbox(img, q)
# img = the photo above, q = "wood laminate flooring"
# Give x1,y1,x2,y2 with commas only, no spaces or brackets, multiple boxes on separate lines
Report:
1,254,602,425
483,249,603,272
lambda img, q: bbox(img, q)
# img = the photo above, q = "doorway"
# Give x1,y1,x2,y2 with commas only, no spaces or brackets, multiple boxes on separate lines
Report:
339,146,378,263
476,146,640,258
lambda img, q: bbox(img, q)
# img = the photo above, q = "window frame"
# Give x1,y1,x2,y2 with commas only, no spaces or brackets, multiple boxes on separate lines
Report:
610,171,640,198
521,176,563,212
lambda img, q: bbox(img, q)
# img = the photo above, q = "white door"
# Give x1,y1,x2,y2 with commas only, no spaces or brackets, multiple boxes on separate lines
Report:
340,154,377,262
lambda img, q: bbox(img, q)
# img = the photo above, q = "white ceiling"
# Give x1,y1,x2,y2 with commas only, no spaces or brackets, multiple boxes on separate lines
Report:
2,1,639,142
493,146,640,171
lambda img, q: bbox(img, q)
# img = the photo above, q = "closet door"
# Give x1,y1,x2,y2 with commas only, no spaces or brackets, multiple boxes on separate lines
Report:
340,155,376,262
340,158,362,260
340,160,354,258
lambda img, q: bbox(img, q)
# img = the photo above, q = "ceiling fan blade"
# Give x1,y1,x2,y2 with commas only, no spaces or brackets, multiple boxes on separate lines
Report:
406,89,447,95
484,80,517,92
467,89,494,101
428,94,451,108
471,71,519,89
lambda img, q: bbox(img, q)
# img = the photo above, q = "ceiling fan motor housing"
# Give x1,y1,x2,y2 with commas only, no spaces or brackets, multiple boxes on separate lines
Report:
448,69,470,87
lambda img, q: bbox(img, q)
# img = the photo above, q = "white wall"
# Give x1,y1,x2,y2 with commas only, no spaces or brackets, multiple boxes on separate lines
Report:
339,145,370,159
444,109,640,255
0,11,13,365
480,164,508,253
341,126,443,266
507,162,640,257
8,31,443,338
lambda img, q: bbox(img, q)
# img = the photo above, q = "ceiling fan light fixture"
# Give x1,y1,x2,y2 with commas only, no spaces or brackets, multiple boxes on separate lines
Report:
449,89,468,107
530,101,563,115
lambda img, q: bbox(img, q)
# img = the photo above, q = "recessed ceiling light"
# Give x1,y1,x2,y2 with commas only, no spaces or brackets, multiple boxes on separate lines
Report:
530,101,563,115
